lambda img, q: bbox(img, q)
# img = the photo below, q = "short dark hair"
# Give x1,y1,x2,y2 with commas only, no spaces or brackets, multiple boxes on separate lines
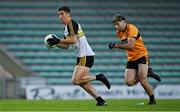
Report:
113,14,125,23
58,6,71,13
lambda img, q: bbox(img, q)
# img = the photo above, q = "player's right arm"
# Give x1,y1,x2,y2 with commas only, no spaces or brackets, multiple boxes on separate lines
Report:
47,20,78,49
46,34,69,49
58,20,78,45
56,44,69,49
56,20,78,48
109,24,138,50
109,37,136,50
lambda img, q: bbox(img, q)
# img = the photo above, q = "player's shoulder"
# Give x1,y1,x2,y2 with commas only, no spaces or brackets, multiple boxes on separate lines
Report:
71,19,77,23
67,19,79,29
128,24,138,29
128,23,139,32
70,19,79,26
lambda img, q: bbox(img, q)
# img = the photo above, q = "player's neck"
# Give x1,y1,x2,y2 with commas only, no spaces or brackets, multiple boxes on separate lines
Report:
122,23,128,32
65,17,71,25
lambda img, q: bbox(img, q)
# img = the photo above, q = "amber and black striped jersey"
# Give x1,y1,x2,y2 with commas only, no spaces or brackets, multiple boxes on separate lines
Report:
116,24,148,61
64,19,95,57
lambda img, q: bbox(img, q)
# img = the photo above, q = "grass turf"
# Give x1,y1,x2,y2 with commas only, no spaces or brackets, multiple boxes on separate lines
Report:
0,99,179,111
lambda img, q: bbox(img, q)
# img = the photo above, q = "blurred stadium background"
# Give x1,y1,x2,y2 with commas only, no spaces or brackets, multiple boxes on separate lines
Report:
0,0,180,99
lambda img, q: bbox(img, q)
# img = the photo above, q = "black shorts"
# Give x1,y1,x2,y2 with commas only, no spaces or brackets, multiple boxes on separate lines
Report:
126,56,150,69
76,56,94,68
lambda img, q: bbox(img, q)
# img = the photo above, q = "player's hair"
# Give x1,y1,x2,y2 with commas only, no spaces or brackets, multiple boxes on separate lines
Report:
58,6,71,13
113,14,125,23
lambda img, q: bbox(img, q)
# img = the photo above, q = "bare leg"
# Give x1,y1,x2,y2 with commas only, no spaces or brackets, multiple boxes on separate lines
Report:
138,64,156,104
79,75,96,84
138,64,153,96
125,69,139,86
79,83,98,98
72,65,107,106
72,66,95,84
72,65,99,98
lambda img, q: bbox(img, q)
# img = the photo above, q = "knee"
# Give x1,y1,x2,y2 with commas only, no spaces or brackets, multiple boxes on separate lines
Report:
126,81,135,86
139,77,148,85
72,79,80,85
125,78,138,86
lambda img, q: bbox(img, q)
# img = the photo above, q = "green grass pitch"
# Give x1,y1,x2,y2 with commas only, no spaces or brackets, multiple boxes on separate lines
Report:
0,99,179,111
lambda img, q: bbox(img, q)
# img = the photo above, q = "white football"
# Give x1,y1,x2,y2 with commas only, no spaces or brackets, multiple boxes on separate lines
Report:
44,34,57,48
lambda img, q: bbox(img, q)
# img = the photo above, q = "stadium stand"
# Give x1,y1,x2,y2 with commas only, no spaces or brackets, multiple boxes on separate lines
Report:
0,0,180,85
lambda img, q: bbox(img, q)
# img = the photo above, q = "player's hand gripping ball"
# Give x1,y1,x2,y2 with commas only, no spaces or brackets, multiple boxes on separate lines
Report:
44,34,60,49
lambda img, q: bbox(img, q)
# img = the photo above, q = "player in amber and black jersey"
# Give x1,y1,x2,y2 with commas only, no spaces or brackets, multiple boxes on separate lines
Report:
109,14,161,105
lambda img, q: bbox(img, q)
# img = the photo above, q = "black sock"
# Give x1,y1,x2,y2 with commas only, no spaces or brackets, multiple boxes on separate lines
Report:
96,74,101,80
148,67,152,74
149,95,155,102
96,96,104,102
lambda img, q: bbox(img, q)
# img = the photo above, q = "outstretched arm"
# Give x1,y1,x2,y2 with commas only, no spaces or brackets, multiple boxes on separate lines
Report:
109,37,136,50
56,34,78,49
115,38,135,49
56,44,69,49
59,34,78,44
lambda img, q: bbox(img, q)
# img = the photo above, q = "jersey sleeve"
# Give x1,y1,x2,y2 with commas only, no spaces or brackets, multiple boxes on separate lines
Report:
67,20,79,36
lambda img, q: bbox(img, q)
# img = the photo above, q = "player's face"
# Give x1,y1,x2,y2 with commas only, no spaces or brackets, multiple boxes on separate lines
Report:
58,10,70,24
114,20,127,32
